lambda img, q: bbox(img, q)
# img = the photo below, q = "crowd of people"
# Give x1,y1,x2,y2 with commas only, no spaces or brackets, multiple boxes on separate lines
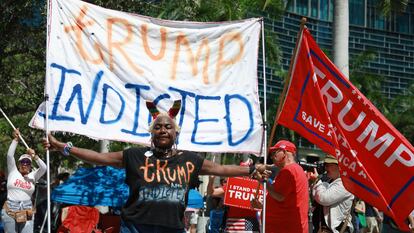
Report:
0,100,413,233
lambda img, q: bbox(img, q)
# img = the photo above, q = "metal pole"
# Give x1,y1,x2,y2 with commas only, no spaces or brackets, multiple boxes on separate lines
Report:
45,0,52,231
260,18,268,233
45,94,51,233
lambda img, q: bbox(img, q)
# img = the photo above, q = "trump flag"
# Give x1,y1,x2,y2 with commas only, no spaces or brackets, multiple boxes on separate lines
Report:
277,27,414,229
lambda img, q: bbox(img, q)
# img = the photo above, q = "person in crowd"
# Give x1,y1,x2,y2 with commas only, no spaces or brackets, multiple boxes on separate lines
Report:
0,171,7,233
42,101,270,233
184,179,203,233
251,140,309,233
206,196,225,233
184,207,198,233
0,172,7,212
354,198,367,233
381,211,414,233
365,203,382,233
34,172,70,231
51,172,70,189
310,171,331,233
207,158,260,233
33,178,47,232
308,154,354,233
2,129,47,233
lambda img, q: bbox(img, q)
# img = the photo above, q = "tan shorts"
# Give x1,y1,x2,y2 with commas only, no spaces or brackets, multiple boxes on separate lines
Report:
366,217,380,233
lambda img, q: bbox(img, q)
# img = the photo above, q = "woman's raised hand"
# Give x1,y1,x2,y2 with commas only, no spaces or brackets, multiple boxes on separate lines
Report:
12,128,20,141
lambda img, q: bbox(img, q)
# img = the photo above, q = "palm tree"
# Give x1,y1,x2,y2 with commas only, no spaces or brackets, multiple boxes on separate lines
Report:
332,0,349,79
378,0,409,16
332,0,409,79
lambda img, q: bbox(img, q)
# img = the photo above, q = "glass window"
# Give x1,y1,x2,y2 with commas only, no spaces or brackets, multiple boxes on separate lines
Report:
311,0,318,18
367,0,385,30
349,0,365,26
329,0,334,21
411,4,414,34
320,0,329,20
412,11,414,34
297,0,309,16
286,0,295,12
396,12,409,33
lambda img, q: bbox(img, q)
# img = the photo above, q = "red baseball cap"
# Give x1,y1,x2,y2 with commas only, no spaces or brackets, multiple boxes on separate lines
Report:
269,140,297,154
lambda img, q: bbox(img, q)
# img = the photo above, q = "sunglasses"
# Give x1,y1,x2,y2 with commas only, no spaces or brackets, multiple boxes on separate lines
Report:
19,159,32,166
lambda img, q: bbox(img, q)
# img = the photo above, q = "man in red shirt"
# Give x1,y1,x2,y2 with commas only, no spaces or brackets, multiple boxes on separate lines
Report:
252,140,309,233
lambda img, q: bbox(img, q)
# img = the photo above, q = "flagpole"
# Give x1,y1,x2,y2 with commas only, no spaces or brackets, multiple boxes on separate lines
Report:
267,17,307,149
45,0,52,232
260,18,268,233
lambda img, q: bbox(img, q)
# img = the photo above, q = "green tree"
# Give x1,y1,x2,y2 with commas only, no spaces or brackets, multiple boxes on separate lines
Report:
387,84,414,142
0,0,47,171
349,50,390,114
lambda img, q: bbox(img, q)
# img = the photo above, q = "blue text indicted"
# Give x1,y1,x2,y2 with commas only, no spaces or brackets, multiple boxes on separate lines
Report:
40,63,256,147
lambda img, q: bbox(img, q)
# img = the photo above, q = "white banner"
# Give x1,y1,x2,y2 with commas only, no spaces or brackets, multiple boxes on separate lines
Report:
30,0,263,154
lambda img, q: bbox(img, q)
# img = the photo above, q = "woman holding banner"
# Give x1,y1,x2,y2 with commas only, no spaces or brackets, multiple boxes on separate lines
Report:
2,129,46,233
43,100,270,233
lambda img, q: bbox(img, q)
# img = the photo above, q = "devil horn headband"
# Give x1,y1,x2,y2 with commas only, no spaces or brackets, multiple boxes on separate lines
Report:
146,100,182,120
168,100,181,119
146,101,160,120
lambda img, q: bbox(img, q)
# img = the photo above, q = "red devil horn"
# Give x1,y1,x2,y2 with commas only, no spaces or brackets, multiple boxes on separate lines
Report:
168,100,181,119
146,101,160,120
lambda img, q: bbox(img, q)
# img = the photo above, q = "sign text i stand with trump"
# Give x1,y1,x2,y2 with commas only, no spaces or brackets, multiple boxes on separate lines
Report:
224,177,264,210
31,0,264,154
277,27,414,229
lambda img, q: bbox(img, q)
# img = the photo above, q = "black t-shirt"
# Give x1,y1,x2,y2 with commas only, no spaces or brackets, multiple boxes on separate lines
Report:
121,147,204,229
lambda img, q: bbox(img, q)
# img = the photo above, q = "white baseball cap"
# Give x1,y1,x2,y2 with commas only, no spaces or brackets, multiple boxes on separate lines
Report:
18,154,32,162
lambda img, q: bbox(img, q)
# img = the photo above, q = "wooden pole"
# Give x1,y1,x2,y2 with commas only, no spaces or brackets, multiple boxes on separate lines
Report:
267,17,307,149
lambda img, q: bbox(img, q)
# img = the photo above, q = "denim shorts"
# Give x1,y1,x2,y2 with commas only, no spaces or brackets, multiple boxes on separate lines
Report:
1,208,33,233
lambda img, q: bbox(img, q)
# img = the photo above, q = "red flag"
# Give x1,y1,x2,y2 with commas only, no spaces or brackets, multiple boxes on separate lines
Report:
277,27,414,230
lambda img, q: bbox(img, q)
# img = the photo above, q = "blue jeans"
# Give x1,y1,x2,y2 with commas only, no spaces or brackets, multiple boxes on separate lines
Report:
121,220,186,233
1,209,33,233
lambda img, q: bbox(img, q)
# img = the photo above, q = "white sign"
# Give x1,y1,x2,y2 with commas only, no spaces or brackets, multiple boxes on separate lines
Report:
31,0,263,154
